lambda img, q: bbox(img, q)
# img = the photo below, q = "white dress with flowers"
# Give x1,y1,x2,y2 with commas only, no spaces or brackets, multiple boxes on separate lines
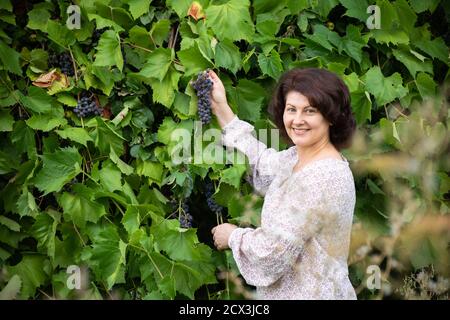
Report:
221,115,357,300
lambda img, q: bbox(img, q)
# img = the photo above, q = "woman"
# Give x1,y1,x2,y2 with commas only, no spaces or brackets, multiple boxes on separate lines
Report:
209,68,357,300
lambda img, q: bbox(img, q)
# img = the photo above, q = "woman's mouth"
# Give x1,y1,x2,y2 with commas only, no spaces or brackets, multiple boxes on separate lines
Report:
292,128,310,135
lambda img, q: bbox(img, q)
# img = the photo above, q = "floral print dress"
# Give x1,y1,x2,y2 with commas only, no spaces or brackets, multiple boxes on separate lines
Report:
221,115,357,300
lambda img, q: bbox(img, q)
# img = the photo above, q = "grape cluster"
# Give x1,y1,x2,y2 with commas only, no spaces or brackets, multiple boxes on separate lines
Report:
92,27,107,46
48,52,74,76
74,91,102,118
205,182,223,215
179,202,194,228
191,70,213,124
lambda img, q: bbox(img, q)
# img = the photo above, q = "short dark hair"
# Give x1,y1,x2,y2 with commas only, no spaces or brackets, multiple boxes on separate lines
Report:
268,68,356,150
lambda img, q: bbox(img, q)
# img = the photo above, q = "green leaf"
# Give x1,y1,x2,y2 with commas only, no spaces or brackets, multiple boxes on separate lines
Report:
363,66,408,106
27,6,51,32
256,9,290,36
214,40,241,74
415,72,436,98
30,210,60,260
56,127,94,147
147,251,215,299
93,30,123,71
0,109,13,131
220,164,247,189
19,87,54,114
87,14,125,33
26,113,67,131
137,48,173,81
110,146,134,175
409,0,440,13
310,0,339,18
257,49,283,79
150,19,171,46
339,0,369,22
46,20,76,47
157,276,176,299
0,216,20,232
125,0,151,20
34,147,82,195
99,161,123,192
0,225,27,249
370,0,409,45
304,24,334,51
337,25,367,64
16,187,39,218
84,225,127,289
136,160,164,183
91,118,125,156
413,38,449,64
147,67,181,108
177,43,212,77
151,218,204,261
235,79,266,122
392,47,433,77
0,275,21,300
351,90,372,124
0,1,12,11
56,93,78,106
59,186,107,228
0,40,22,75
205,0,254,42
7,255,48,299
121,205,141,235
166,0,197,18
157,117,193,146
395,0,416,35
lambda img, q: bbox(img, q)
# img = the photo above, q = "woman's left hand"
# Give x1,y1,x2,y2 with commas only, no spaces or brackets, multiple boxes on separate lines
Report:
211,223,238,250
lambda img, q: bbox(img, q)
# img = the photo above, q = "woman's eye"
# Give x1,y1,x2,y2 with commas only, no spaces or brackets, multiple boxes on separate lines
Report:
306,109,316,113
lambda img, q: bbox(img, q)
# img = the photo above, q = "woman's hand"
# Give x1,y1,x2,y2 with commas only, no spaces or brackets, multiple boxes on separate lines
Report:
206,70,235,128
211,223,238,250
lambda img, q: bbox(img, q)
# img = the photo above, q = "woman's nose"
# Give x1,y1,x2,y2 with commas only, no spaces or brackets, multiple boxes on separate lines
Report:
292,113,306,125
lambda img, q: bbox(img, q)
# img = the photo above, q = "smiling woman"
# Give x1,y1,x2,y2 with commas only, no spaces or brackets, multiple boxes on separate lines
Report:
271,68,356,152
209,68,358,300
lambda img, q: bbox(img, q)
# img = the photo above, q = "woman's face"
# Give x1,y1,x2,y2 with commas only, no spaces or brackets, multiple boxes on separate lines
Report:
283,91,331,148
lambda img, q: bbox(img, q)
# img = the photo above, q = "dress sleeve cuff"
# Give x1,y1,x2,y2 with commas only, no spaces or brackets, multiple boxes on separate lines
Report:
228,227,253,250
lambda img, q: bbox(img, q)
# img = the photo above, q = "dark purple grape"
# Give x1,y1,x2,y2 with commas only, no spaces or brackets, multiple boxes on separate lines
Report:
74,91,103,119
205,182,223,215
191,70,213,125
179,201,193,228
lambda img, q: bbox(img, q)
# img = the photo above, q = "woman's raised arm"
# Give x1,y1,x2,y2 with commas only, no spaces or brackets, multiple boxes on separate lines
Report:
208,70,291,196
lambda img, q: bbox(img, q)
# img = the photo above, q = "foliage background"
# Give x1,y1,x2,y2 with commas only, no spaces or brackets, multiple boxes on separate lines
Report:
0,0,449,299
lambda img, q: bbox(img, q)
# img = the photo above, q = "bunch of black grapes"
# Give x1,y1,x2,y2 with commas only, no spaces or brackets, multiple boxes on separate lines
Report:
179,201,194,228
92,27,107,46
48,52,74,76
74,91,102,118
191,70,213,124
205,182,223,215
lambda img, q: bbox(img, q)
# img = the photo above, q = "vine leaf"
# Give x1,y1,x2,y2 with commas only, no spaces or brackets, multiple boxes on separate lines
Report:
33,147,82,195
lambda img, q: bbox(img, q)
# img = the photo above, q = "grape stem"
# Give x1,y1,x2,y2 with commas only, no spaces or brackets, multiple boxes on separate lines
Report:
68,46,78,83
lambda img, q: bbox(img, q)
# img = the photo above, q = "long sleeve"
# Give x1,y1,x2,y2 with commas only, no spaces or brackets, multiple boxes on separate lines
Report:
227,163,348,287
221,115,295,196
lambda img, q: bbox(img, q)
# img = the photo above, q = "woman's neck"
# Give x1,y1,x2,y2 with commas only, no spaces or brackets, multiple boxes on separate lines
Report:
295,139,337,164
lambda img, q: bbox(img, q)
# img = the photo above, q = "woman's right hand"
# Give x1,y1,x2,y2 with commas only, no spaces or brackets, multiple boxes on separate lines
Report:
207,70,235,128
